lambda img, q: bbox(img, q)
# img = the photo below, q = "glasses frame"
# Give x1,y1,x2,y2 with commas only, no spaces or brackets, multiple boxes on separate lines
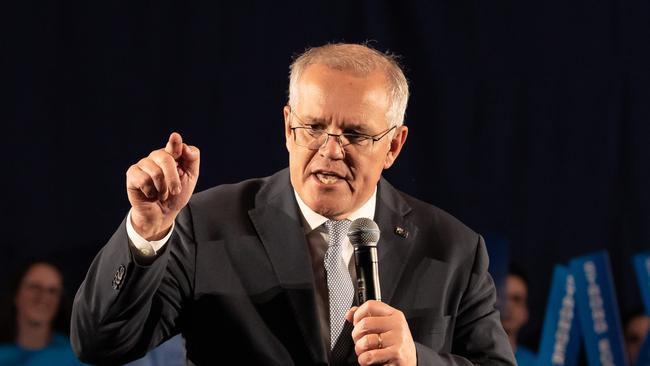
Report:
288,106,396,151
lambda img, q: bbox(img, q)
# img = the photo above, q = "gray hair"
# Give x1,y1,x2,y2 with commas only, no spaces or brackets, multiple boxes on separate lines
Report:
288,43,409,128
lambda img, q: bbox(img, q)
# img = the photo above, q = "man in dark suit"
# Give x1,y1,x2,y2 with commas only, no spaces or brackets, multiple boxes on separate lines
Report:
71,43,515,365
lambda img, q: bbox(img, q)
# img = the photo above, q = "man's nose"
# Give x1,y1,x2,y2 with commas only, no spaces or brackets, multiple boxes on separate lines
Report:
318,133,345,159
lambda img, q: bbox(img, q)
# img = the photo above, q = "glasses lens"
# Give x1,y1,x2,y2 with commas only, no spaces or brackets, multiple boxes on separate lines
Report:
342,134,372,147
295,128,325,149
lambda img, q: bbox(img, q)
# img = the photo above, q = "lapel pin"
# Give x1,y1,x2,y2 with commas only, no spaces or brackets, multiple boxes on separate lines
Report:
394,226,408,238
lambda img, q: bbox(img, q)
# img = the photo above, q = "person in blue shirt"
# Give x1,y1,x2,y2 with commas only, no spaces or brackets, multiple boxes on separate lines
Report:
501,264,537,366
0,260,85,366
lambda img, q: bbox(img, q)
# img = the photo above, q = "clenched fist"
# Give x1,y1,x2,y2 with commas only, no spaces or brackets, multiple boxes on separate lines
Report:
126,132,200,240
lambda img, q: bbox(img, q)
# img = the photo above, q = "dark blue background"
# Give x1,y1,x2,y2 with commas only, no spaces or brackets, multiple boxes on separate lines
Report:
3,0,649,350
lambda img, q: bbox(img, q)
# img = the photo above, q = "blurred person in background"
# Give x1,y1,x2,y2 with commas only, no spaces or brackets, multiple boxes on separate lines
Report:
0,260,85,366
501,264,537,366
623,310,649,365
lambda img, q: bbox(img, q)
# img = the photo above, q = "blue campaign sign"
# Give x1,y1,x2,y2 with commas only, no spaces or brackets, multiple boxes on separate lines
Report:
569,251,628,366
633,252,650,315
536,265,581,366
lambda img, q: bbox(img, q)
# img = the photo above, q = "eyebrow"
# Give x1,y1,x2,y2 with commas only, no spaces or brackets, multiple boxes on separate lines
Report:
300,115,371,134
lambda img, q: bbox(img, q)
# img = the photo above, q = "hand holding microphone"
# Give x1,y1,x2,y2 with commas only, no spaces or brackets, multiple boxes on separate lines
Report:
345,218,417,366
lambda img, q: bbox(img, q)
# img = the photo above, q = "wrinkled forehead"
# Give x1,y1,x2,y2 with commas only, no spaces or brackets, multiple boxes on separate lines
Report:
293,65,391,127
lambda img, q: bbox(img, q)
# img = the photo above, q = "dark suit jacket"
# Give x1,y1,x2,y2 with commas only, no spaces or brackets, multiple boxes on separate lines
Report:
71,168,515,365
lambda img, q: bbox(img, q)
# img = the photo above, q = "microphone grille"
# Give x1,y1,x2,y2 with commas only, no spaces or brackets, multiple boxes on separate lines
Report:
347,217,380,246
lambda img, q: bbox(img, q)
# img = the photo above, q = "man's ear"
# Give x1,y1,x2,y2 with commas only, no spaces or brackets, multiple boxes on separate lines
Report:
284,105,292,152
383,125,408,169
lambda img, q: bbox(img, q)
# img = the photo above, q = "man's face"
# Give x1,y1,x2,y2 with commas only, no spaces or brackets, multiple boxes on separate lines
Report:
14,263,63,327
285,64,407,219
501,274,529,335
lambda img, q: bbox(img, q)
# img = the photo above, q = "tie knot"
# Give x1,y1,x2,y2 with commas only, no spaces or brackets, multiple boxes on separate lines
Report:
324,220,351,247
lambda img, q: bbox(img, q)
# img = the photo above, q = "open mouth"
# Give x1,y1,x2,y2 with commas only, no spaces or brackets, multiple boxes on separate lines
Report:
314,172,344,185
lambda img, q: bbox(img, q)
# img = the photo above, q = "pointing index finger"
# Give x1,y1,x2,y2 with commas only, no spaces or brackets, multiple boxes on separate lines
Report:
165,132,183,159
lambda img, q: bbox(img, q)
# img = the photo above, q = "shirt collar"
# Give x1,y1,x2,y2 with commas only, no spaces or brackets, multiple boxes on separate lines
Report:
293,188,377,233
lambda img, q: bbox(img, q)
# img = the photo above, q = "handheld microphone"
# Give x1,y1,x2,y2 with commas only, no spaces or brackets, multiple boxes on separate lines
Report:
347,218,381,303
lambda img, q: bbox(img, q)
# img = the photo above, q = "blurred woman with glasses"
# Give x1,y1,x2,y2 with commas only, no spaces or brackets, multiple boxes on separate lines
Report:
0,260,86,365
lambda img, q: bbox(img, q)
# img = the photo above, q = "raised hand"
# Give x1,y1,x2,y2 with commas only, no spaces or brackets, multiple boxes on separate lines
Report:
126,132,200,240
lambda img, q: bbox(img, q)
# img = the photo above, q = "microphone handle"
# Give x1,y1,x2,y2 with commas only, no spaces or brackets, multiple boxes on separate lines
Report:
353,246,381,303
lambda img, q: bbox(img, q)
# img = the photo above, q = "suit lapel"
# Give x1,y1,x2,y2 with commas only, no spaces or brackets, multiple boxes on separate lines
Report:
373,177,417,306
342,178,418,364
248,169,328,364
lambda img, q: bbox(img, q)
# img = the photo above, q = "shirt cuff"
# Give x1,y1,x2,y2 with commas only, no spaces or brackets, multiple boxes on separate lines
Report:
126,210,174,257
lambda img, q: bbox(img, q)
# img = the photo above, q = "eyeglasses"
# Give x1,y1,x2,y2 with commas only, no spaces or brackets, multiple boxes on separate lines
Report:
288,107,396,151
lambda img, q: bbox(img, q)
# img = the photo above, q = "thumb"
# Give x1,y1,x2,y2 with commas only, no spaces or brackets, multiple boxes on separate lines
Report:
345,306,359,324
180,144,200,177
